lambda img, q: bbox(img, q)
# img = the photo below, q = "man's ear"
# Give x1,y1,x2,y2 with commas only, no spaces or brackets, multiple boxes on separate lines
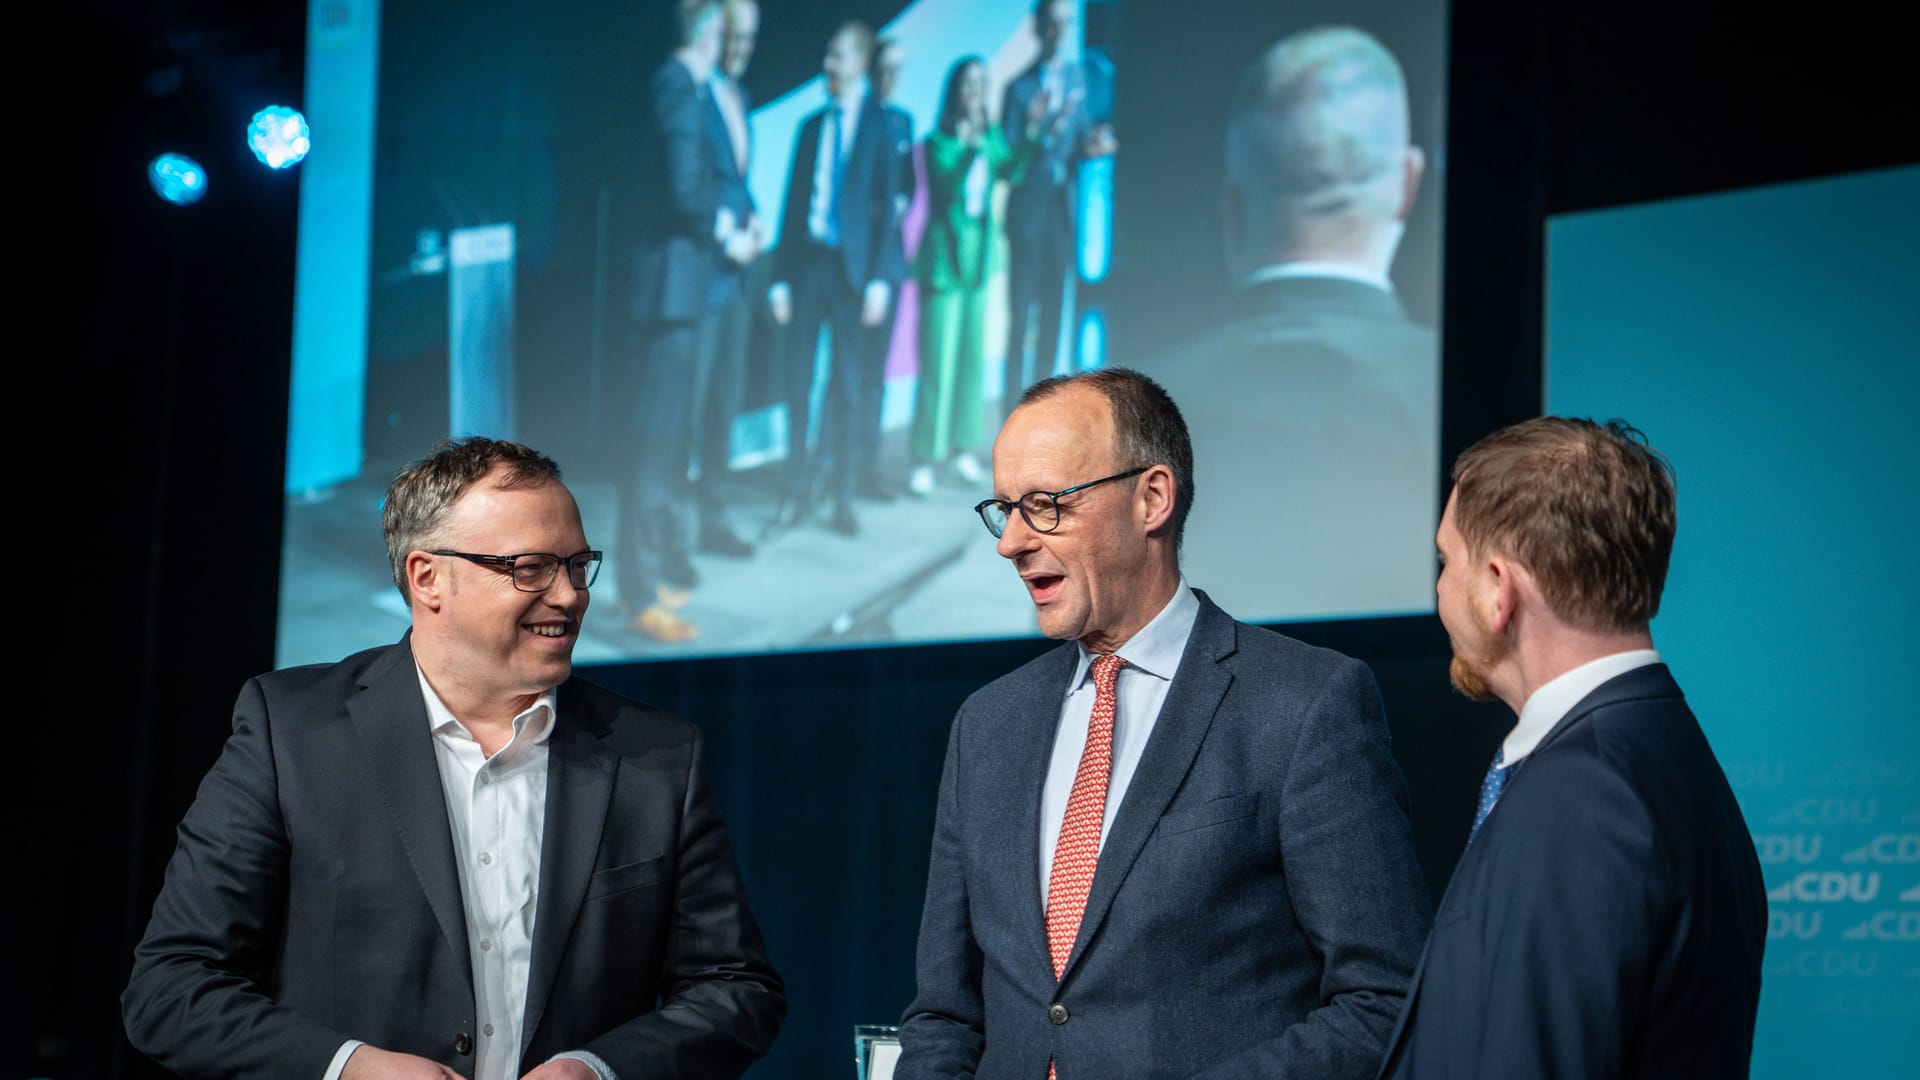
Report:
1138,464,1177,536
1397,145,1427,222
407,551,444,613
1484,552,1519,636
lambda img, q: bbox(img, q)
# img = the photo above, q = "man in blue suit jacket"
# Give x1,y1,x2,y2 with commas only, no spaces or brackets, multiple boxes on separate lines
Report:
1379,417,1767,1078
898,368,1431,1079
767,20,907,537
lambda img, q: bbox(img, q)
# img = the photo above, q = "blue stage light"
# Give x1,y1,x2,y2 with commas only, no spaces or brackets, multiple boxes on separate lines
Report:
148,153,209,205
1078,308,1107,371
247,105,311,169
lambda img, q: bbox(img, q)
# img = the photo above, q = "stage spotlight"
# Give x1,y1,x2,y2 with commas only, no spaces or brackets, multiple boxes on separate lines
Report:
247,105,310,169
148,153,208,205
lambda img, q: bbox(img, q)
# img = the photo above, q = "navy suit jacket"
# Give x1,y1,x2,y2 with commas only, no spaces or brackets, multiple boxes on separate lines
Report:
773,92,908,293
123,638,785,1079
629,59,723,324
1000,58,1090,240
898,591,1431,1080
1378,664,1767,1079
704,76,755,309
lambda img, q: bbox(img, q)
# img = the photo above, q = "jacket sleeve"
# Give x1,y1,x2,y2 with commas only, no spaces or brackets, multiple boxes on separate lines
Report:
122,679,352,1079
1194,659,1433,1080
895,708,986,1080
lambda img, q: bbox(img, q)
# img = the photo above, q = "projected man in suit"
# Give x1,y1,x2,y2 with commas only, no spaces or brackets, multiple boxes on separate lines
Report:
767,20,907,537
851,36,918,500
123,437,785,1080
1378,418,1767,1078
689,0,765,561
897,369,1431,1079
1143,26,1438,621
617,0,746,644
1000,0,1116,407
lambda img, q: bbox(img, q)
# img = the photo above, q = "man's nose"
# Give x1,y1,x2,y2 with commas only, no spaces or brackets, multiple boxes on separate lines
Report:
996,512,1039,560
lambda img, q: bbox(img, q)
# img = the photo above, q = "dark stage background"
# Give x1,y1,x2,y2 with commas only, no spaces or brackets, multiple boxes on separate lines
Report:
36,1,1914,1077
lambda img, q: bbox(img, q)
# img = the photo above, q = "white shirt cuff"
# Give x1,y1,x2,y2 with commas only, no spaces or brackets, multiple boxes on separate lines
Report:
553,1048,618,1080
323,1039,364,1080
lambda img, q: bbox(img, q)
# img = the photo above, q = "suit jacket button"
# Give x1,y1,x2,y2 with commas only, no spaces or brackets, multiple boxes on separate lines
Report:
1048,1003,1070,1025
454,1032,474,1055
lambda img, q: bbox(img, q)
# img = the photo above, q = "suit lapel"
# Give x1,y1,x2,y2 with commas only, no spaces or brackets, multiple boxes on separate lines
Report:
519,679,617,1061
1059,594,1236,980
346,637,474,990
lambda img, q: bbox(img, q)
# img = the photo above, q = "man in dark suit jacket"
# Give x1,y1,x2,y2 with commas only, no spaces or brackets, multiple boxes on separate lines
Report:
897,369,1430,1079
688,0,764,560
999,0,1115,407
1143,26,1437,625
1380,417,1767,1078
618,1,742,644
124,437,784,1080
766,20,906,537
851,36,917,500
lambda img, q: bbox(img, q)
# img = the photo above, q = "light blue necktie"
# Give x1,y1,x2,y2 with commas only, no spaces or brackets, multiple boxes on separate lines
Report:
1469,748,1510,840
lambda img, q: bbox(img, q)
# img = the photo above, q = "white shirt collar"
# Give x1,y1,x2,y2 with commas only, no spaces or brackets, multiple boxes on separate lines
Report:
1503,649,1661,764
416,664,557,747
1069,579,1200,688
1242,260,1393,293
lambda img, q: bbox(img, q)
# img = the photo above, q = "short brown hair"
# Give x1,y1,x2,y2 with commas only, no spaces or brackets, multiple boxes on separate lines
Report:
1451,417,1676,633
382,437,564,601
1019,367,1195,553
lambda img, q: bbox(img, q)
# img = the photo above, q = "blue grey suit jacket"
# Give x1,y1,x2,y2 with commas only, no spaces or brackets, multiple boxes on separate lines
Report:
123,637,785,1078
1377,664,1767,1080
898,591,1431,1079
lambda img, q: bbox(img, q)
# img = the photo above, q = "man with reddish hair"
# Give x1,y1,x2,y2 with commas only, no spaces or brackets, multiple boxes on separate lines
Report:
1380,417,1767,1078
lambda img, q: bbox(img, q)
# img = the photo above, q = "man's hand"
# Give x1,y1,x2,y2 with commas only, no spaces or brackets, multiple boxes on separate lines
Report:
861,281,892,326
341,1046,463,1079
1083,121,1117,159
521,1058,599,1080
769,283,792,325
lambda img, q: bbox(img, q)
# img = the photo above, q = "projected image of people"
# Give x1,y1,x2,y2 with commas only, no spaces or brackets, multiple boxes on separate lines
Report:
276,0,1447,667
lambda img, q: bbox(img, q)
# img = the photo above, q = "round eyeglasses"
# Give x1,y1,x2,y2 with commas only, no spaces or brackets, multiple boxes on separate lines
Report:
429,549,603,592
973,467,1148,538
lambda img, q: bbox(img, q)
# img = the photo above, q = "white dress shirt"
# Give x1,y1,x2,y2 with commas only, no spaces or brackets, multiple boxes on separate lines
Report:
324,673,613,1080
807,82,866,245
1038,582,1201,903
1502,649,1663,765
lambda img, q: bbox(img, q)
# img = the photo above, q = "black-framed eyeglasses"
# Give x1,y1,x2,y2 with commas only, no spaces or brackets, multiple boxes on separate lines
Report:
429,549,603,592
973,467,1148,538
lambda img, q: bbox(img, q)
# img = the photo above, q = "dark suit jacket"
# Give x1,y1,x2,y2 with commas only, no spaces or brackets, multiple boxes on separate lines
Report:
1378,664,1767,1079
1142,276,1440,621
629,58,722,324
1000,59,1089,240
898,591,1431,1080
773,92,908,293
705,76,755,309
123,638,785,1079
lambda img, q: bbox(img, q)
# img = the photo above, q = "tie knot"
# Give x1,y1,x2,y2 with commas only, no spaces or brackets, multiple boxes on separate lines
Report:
1091,654,1127,689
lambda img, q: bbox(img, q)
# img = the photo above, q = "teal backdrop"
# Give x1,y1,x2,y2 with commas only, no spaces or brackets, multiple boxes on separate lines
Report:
1546,164,1920,1077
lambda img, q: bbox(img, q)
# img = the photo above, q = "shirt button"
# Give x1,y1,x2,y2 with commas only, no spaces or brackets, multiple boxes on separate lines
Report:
480,773,491,785
483,1023,495,1037
479,851,493,866
480,938,492,952
1047,1003,1069,1025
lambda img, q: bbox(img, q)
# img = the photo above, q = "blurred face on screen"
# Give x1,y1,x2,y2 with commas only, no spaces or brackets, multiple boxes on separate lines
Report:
421,470,591,709
721,0,758,80
875,43,903,101
688,7,724,70
959,62,988,126
992,387,1155,654
823,29,868,97
1436,491,1502,702
1037,0,1076,61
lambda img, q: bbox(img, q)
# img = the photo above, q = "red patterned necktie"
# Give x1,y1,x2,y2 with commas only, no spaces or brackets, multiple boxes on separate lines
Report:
1046,654,1128,978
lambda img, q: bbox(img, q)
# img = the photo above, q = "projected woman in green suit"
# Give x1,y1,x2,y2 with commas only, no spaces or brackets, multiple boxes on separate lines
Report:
910,56,1033,496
